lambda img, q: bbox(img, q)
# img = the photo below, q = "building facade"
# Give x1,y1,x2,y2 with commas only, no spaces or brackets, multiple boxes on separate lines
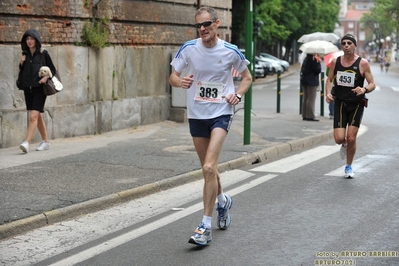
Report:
0,0,233,148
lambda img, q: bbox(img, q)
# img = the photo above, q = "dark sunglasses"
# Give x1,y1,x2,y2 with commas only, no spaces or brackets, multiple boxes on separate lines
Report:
194,20,216,28
341,41,352,46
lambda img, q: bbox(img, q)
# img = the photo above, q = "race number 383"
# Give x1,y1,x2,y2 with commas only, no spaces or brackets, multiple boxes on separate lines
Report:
194,81,223,103
336,71,355,87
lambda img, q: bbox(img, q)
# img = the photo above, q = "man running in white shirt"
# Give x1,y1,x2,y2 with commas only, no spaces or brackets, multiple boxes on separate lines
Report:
169,6,252,246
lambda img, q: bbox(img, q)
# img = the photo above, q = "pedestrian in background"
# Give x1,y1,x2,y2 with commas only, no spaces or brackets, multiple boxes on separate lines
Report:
301,53,321,121
384,54,390,73
379,54,384,72
169,6,252,246
325,33,376,178
17,29,55,153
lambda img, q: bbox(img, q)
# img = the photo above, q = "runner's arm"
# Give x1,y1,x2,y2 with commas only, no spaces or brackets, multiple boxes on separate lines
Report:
360,58,376,93
325,58,336,103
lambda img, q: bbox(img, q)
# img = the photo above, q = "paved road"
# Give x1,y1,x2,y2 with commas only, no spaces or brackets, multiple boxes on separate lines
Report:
2,61,394,240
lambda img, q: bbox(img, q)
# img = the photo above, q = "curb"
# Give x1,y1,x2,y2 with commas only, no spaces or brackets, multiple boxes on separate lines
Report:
0,128,333,240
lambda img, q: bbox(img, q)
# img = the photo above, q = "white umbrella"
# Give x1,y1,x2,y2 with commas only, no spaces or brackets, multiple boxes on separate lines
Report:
298,32,340,43
299,40,339,55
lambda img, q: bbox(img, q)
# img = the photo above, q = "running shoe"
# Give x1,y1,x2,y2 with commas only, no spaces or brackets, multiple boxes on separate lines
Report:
344,165,355,178
36,141,50,151
340,144,347,160
188,222,212,246
19,141,29,153
216,194,233,230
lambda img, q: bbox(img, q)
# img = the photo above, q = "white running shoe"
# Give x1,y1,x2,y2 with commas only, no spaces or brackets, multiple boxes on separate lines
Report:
20,141,29,153
216,194,233,230
188,223,212,246
344,165,355,178
36,141,50,151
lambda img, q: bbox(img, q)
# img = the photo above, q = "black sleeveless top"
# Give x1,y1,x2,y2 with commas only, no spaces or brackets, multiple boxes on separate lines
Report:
333,56,365,102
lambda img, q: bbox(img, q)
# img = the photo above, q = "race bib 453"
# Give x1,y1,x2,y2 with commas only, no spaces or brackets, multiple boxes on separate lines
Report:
336,71,355,87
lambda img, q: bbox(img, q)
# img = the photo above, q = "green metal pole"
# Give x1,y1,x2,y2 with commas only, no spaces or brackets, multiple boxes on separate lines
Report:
320,72,325,117
244,0,253,145
276,70,281,113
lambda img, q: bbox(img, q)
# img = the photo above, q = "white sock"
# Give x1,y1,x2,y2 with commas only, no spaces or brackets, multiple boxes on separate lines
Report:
201,216,212,228
217,193,226,207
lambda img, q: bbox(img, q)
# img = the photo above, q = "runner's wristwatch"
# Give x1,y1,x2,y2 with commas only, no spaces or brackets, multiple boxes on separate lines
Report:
235,93,242,102
364,87,368,93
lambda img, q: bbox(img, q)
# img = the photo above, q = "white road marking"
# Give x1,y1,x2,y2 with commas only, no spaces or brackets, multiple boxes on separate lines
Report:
249,125,367,174
0,170,255,266
325,155,389,176
47,174,278,266
0,126,372,265
250,145,339,173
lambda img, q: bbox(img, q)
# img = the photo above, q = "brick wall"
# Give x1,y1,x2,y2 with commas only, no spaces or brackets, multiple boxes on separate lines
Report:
0,0,233,148
0,0,232,45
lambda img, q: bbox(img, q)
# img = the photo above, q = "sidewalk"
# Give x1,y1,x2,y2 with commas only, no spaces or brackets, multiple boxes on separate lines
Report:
0,64,334,240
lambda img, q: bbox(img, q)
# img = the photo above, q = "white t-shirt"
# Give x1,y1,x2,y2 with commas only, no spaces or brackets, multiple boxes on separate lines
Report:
171,38,250,119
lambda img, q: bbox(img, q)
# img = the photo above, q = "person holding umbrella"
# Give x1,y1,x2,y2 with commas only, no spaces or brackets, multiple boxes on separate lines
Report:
301,53,321,121
325,33,376,178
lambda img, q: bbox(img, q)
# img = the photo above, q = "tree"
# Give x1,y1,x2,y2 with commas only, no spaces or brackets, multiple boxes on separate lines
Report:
232,0,340,63
361,0,398,56
278,0,340,62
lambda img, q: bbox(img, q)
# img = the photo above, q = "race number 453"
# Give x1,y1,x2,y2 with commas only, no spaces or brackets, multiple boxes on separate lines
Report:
336,71,355,87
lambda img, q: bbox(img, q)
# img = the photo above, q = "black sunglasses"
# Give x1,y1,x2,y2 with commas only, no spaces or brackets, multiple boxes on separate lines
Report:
341,41,352,46
194,20,216,29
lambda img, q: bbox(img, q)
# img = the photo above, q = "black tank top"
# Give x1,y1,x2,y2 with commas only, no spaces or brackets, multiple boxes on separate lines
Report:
333,56,365,102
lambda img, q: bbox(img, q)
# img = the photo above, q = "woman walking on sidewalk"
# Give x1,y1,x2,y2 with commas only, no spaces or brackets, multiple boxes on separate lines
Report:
169,6,252,246
17,29,55,153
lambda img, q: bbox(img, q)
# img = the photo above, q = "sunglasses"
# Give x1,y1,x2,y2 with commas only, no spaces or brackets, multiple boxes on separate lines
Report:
341,41,353,46
194,20,216,29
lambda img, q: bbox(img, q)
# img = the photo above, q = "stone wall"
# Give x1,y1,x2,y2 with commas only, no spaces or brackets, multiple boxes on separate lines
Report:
0,45,173,148
0,0,232,45
0,0,233,148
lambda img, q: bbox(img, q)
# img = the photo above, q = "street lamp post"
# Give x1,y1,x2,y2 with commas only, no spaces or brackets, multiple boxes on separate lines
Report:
386,36,391,51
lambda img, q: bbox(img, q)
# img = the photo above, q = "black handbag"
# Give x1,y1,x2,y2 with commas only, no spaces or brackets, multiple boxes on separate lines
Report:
40,49,63,96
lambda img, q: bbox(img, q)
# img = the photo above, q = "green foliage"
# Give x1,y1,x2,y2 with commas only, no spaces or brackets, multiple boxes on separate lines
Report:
81,19,110,48
233,0,340,58
232,0,340,59
362,0,398,38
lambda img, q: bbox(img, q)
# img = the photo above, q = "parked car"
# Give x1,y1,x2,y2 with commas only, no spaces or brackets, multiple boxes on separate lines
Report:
256,56,283,74
255,58,274,76
260,53,290,71
255,63,266,78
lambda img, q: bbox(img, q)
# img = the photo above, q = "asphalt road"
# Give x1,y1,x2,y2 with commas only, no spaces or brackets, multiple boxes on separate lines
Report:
1,62,398,266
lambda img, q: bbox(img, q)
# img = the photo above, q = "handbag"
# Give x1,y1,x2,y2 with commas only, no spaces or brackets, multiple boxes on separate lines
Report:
40,49,63,96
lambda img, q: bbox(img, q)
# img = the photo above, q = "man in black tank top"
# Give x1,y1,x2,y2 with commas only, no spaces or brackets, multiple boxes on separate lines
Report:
325,33,376,178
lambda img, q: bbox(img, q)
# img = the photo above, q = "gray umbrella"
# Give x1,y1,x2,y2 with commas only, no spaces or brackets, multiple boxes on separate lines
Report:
298,32,340,43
